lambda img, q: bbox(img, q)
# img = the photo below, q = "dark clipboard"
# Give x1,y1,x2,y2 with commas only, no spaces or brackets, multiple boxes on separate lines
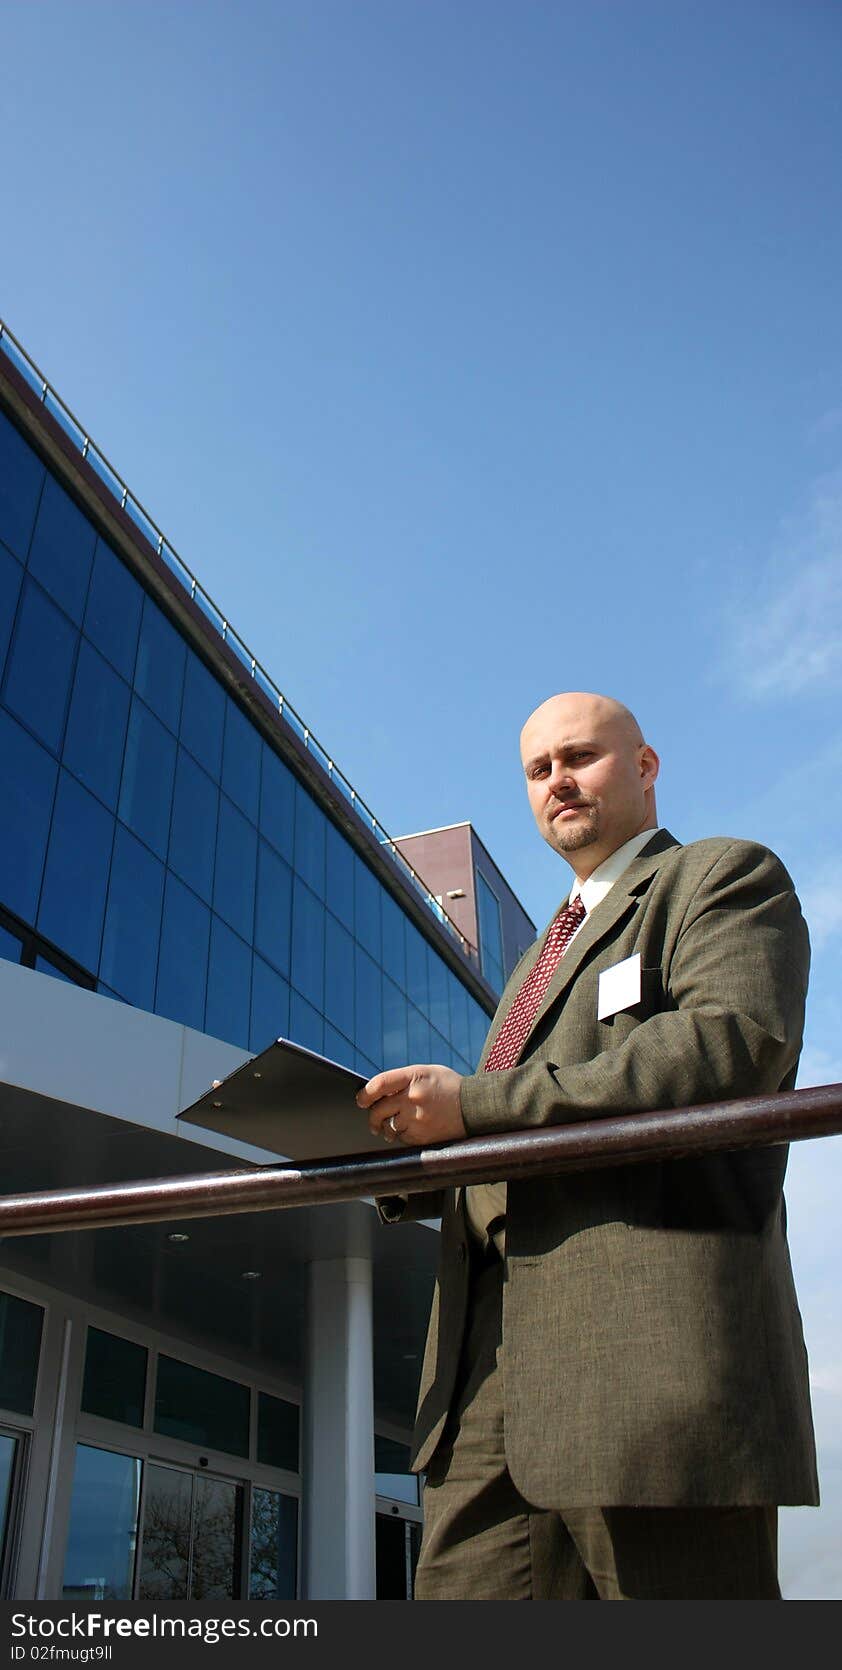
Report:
176,1036,376,1160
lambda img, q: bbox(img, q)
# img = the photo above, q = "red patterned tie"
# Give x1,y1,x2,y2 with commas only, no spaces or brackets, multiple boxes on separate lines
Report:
484,895,586,1072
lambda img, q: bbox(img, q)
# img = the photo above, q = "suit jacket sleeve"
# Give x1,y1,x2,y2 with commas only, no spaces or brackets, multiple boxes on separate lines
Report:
459,840,809,1135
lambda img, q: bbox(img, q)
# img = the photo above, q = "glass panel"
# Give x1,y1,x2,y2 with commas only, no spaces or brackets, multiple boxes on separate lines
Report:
0,709,58,922
409,1521,422,1596
0,923,22,964
259,744,295,861
221,699,261,822
34,955,74,983
81,1329,147,1427
168,748,219,904
84,539,142,682
354,944,382,1067
476,870,505,994
324,911,354,1039
290,879,324,1011
405,922,429,1014
257,1392,300,1472
293,787,326,896
27,473,95,625
213,795,257,941
381,892,407,991
0,541,23,684
191,1474,242,1600
448,975,472,1063
250,1490,297,1600
407,1002,431,1064
375,1514,409,1600
323,1023,355,1069
0,1433,18,1563
469,998,491,1065
100,826,165,1009
0,1290,43,1415
2,578,78,751
289,990,323,1054
154,1356,249,1457
354,856,381,959
63,640,131,811
137,1462,191,1600
62,1444,141,1600
118,697,176,859
180,650,225,779
382,978,408,1069
427,946,450,1036
375,1435,419,1505
155,874,210,1031
254,840,292,975
134,596,186,734
37,772,113,974
250,956,290,1051
205,917,251,1048
0,409,44,560
325,820,354,929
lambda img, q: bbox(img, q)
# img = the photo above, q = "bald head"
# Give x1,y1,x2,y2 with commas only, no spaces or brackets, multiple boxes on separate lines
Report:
520,691,659,880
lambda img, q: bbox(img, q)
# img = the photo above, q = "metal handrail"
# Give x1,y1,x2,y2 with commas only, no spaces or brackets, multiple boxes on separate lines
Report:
0,318,475,959
0,1083,839,1238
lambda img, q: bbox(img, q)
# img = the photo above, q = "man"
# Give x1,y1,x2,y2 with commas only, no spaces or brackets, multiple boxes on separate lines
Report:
357,692,818,1600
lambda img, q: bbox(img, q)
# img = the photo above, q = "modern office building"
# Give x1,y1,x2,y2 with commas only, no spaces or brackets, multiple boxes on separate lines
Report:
0,322,534,1602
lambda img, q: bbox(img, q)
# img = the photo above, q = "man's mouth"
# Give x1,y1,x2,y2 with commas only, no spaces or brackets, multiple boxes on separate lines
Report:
550,801,589,821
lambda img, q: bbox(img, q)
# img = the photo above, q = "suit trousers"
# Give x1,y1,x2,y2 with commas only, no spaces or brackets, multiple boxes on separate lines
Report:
414,1243,780,1601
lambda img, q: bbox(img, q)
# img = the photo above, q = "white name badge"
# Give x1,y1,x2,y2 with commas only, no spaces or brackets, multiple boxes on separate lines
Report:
597,953,642,1020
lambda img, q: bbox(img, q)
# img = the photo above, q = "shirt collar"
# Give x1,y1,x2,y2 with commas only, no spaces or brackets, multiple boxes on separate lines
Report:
569,828,660,916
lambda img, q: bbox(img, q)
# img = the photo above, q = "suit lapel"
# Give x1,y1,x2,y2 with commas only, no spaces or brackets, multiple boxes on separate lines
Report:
523,829,681,1048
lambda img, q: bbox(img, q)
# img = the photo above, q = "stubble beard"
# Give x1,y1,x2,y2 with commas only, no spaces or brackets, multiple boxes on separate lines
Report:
545,802,600,854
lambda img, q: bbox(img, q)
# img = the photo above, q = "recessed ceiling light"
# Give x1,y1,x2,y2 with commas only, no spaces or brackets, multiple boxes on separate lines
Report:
167,1232,190,1244
241,1270,262,1280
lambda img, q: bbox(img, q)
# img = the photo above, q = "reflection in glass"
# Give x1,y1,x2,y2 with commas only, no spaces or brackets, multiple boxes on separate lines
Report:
250,1490,297,1599
324,912,354,1039
0,1290,43,1415
427,945,450,1036
354,944,382,1067
119,698,176,859
375,1513,409,1599
134,597,186,734
293,787,325,897
257,1394,300,1472
0,1433,18,1563
63,640,131,811
154,1356,249,1457
289,991,323,1055
448,976,472,1063
0,542,23,681
168,748,218,904
323,1023,355,1069
0,409,44,560
180,650,225,778
407,1003,431,1065
221,700,261,822
81,1329,147,1428
0,924,22,964
250,957,290,1052
38,772,114,973
254,841,292,976
137,1463,191,1600
206,917,251,1048
27,473,96,625
83,540,142,682
62,1444,141,1600
405,921,429,1015
260,745,295,861
325,820,354,929
354,857,381,960
155,874,210,1031
476,869,505,994
375,1435,419,1505
191,1475,242,1600
100,826,164,1009
0,710,58,923
3,578,78,752
381,892,406,991
214,796,257,942
382,977,408,1069
290,880,324,1011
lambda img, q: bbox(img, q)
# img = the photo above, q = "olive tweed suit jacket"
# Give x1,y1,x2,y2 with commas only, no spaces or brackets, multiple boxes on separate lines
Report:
407,830,819,1508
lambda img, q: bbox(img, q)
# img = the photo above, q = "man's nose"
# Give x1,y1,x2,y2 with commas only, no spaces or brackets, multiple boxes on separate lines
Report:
548,763,576,796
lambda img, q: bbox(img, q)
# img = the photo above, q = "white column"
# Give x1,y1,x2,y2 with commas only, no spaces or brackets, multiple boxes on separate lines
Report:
301,1254,376,1600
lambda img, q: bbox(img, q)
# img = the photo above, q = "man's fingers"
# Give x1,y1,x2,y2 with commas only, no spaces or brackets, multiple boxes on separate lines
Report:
366,1091,409,1135
355,1066,415,1109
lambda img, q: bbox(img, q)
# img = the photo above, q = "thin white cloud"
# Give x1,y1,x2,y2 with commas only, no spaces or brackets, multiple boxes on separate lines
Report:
725,470,842,699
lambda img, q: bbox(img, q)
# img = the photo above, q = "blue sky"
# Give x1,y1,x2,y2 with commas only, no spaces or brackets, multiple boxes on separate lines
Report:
3,0,841,1597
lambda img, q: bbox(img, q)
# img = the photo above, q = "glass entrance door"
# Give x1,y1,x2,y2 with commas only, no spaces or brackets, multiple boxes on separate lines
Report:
137,1463,243,1600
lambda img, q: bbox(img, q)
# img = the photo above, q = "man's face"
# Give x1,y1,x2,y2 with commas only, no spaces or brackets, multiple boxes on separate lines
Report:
520,694,659,877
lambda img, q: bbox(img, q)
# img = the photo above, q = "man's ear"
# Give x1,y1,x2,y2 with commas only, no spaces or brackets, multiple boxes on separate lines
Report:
640,745,660,788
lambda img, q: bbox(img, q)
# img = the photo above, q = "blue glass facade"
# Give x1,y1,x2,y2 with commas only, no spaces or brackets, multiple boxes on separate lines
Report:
0,407,491,1074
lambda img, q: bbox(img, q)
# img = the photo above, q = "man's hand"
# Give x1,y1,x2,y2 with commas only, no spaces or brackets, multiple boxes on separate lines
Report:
356,1063,467,1146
